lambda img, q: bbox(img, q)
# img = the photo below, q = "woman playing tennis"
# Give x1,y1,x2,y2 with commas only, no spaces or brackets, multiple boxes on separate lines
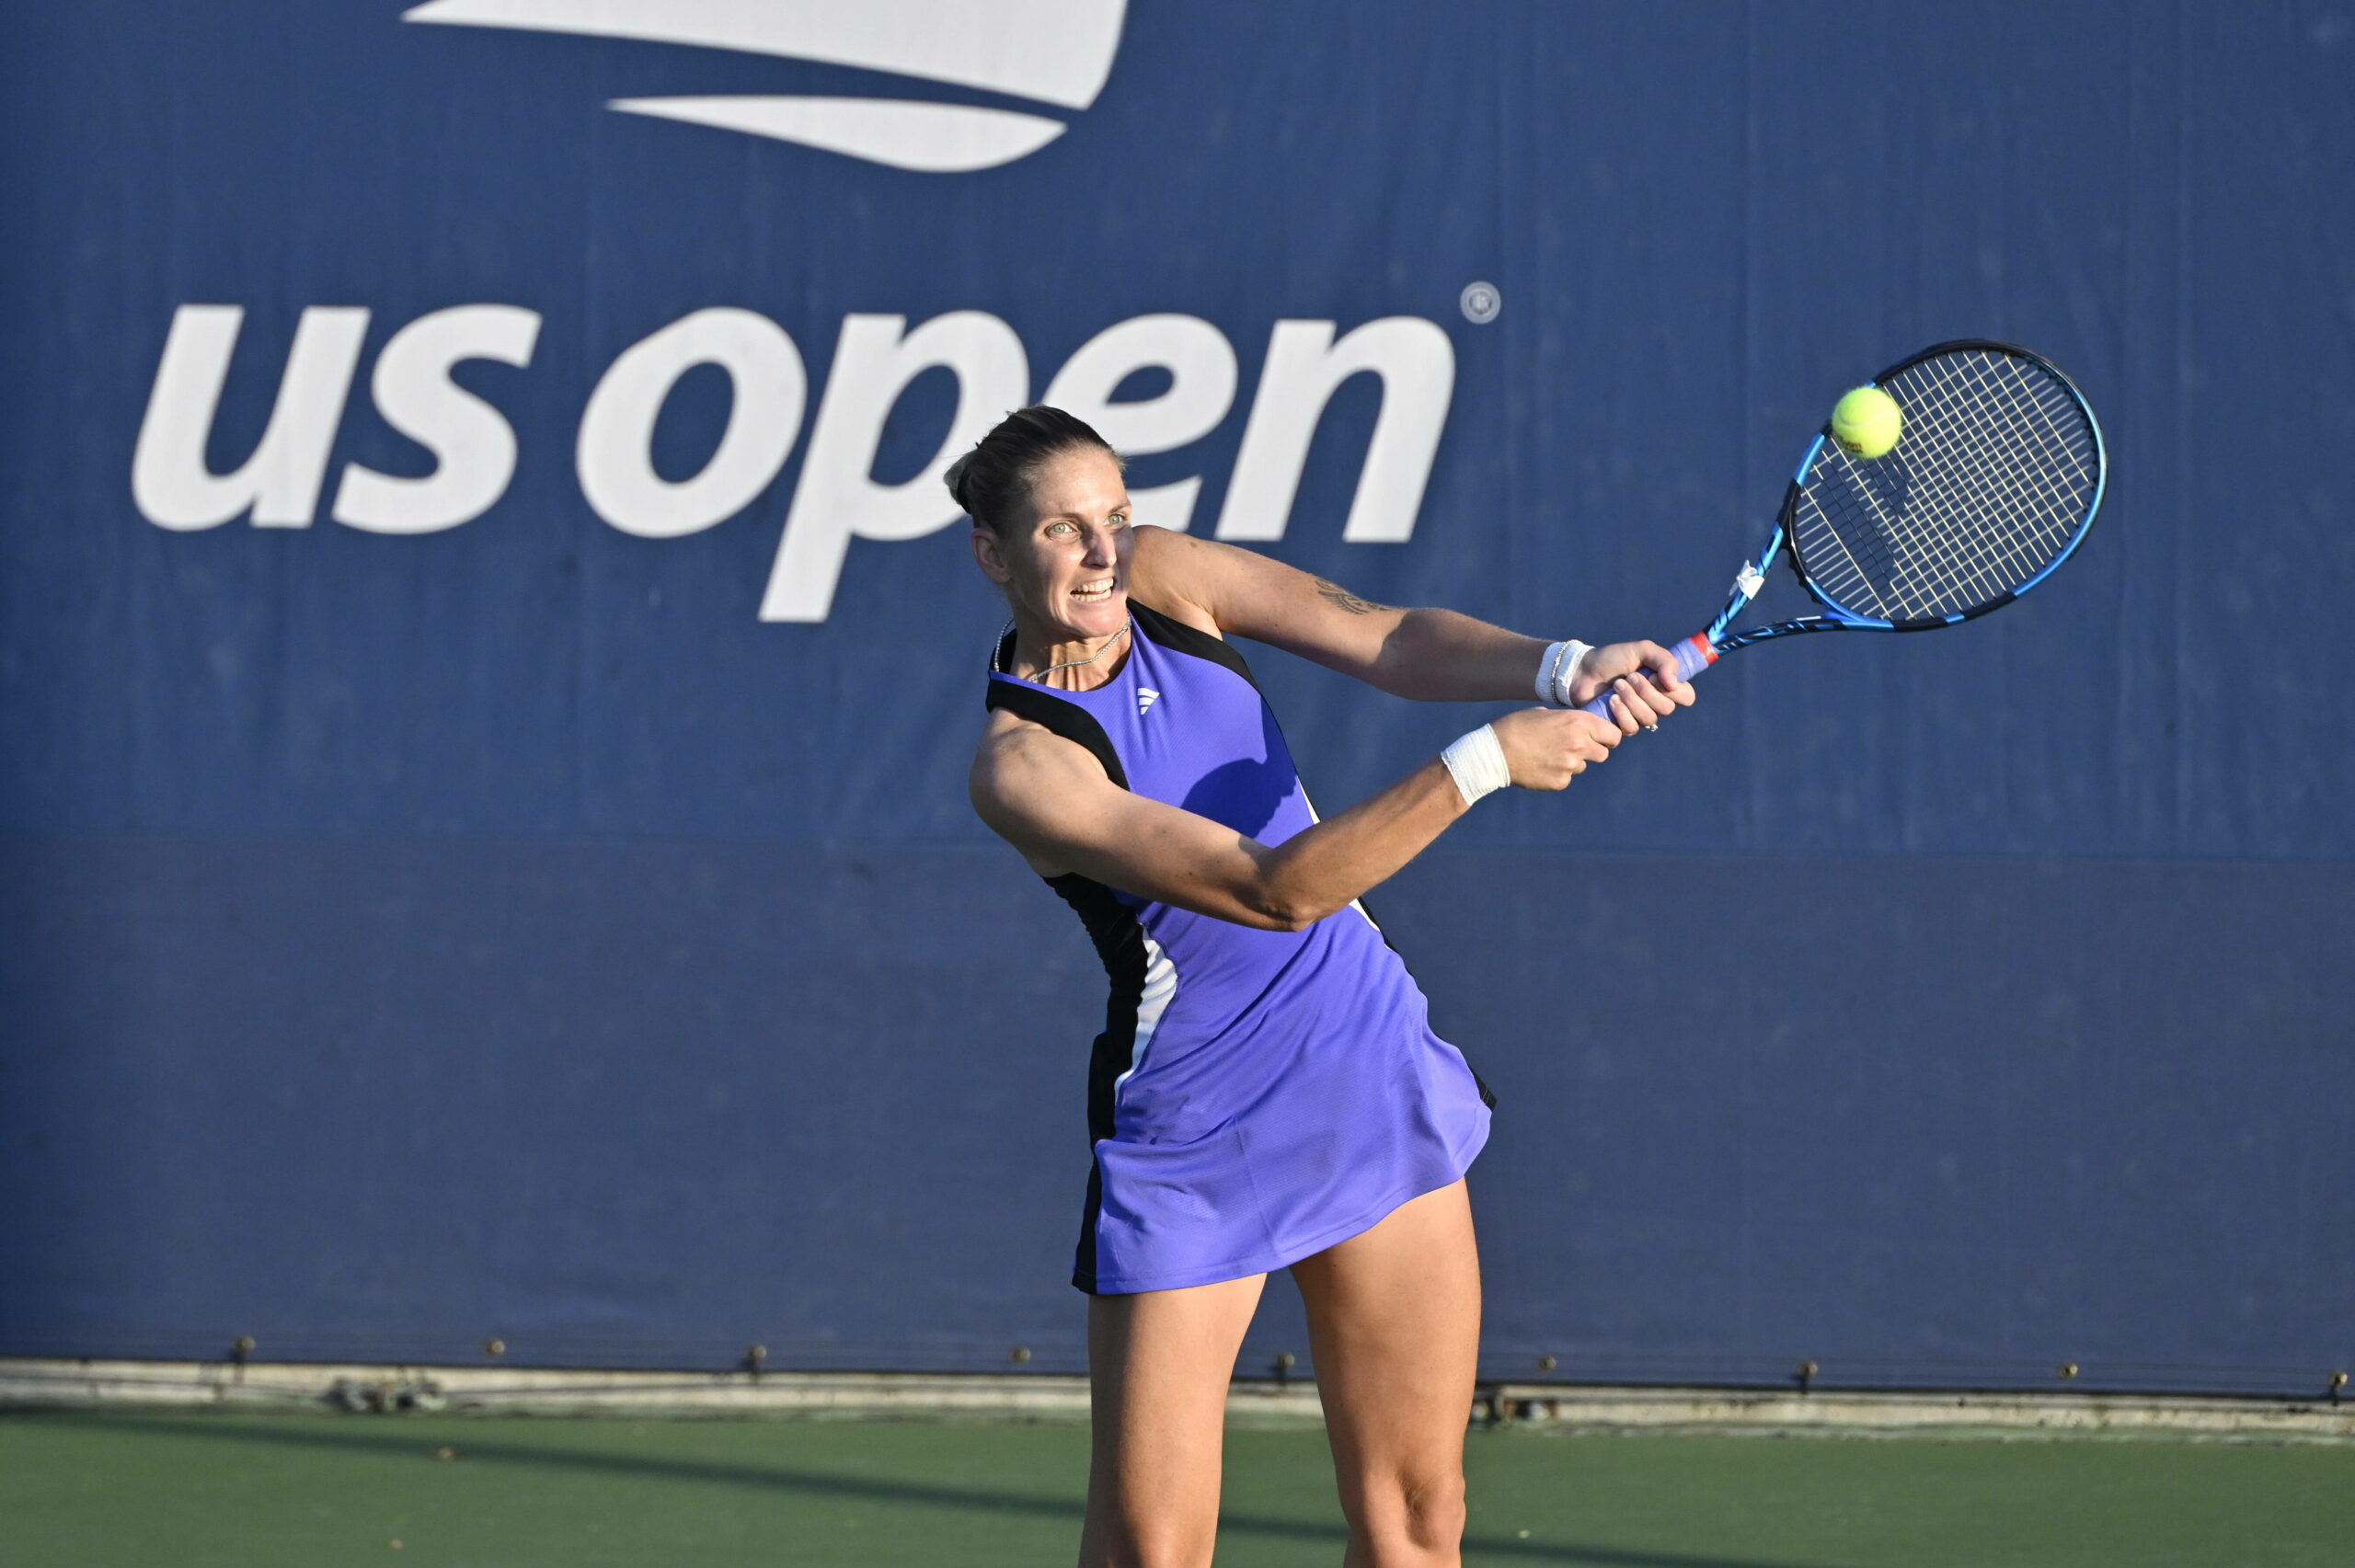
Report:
959,406,1692,1568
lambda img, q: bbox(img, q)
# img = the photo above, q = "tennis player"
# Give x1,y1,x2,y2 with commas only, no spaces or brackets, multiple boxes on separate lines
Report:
959,406,1692,1568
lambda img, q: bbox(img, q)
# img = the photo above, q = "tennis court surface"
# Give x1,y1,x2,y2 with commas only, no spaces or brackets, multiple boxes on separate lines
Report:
7,1409,2349,1567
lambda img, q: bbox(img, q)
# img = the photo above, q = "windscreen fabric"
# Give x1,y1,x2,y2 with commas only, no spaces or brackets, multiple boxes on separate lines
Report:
0,0,2348,1391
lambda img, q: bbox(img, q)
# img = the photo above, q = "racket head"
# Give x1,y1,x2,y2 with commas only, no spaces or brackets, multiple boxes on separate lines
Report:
1779,341,2107,631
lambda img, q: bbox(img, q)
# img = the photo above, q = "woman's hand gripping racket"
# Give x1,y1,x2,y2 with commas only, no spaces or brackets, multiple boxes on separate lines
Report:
1581,339,2108,718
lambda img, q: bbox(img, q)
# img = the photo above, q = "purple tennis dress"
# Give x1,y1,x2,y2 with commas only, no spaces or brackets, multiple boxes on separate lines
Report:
986,601,1493,1294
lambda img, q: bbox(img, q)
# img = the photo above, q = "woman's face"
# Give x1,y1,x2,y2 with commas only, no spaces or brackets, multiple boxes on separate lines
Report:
973,446,1133,643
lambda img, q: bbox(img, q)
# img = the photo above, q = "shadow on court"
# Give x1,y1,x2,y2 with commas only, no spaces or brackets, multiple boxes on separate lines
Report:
28,1411,1839,1568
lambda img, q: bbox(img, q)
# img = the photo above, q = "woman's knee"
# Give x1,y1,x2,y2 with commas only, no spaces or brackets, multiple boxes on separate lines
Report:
1355,1467,1467,1558
1403,1469,1468,1545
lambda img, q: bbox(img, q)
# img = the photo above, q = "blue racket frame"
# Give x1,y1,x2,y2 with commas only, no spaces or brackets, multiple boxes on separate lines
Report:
1580,340,2108,717
1726,338,2107,647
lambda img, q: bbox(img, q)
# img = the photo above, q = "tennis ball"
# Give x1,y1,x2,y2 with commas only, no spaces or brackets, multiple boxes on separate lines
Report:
1831,384,1902,459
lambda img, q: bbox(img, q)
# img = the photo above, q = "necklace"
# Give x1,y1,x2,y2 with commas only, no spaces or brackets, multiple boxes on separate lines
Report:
994,616,1132,683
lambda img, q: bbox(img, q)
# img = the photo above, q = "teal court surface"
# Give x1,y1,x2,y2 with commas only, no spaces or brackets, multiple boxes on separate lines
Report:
6,1409,2351,1567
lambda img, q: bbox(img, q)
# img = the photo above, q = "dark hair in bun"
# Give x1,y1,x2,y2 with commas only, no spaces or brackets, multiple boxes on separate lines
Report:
945,406,1120,534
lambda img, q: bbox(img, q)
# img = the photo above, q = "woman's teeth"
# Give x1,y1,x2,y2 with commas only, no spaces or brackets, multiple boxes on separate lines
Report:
1071,579,1114,603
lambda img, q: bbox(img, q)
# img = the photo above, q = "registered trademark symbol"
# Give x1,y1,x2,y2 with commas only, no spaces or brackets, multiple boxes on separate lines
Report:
1459,280,1501,325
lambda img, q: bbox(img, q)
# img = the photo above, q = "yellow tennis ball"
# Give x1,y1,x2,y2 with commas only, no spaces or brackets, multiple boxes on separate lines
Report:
1831,384,1902,459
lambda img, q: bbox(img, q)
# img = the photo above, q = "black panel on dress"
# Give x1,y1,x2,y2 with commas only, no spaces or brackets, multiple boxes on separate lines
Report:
1046,871,1149,1148
1130,600,1258,688
982,680,1130,791
1046,869,1147,1293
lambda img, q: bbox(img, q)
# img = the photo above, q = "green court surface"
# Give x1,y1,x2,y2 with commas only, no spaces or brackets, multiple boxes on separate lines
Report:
5,1409,2349,1567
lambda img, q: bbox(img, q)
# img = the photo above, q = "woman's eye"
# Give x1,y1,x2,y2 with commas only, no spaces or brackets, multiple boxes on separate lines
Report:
1047,521,1074,536
1109,513,1129,528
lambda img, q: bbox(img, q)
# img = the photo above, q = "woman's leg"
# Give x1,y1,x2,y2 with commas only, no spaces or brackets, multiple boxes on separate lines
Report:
1290,1179,1482,1568
1079,1272,1266,1568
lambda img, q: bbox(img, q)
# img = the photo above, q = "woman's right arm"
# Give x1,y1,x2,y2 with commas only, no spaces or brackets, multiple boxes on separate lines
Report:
969,707,1622,933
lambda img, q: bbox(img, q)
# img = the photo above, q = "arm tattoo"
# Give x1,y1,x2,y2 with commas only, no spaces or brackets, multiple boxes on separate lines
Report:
1313,577,1395,615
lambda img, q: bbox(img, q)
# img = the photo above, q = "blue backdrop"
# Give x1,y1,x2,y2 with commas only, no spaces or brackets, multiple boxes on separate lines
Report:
3,0,2349,1394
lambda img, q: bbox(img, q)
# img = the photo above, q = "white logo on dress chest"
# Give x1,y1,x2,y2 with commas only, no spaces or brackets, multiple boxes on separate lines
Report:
1137,688,1160,715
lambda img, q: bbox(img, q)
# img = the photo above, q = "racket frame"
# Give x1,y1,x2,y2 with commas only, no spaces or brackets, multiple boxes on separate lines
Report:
1710,338,2108,656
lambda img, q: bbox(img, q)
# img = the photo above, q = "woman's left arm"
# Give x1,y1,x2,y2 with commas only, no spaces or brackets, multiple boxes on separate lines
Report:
1131,526,1694,712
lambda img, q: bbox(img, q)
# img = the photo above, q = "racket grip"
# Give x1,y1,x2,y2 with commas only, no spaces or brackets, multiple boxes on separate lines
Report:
1576,634,1717,718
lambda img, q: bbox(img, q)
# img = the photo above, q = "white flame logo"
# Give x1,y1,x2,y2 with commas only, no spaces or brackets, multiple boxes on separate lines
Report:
402,0,1127,172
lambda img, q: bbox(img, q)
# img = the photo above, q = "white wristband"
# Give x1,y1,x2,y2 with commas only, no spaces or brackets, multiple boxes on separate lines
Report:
1440,724,1512,807
1535,640,1593,707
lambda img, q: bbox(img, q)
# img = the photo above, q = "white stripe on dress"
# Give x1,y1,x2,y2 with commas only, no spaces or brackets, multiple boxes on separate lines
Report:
1111,934,1178,1105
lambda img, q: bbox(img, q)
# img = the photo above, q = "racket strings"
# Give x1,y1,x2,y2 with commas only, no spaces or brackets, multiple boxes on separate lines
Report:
1792,349,2097,624
1913,355,2092,591
1869,383,2051,611
1831,359,2087,616
1805,353,2094,618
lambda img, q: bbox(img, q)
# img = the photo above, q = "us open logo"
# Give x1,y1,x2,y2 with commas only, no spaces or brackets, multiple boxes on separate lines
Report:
129,0,1464,623
402,0,1127,172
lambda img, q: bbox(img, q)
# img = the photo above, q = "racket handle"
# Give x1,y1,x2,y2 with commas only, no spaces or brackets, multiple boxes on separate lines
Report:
1576,633,1717,719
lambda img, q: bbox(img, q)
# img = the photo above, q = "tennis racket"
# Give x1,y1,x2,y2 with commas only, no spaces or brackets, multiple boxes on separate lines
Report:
1584,339,2107,717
